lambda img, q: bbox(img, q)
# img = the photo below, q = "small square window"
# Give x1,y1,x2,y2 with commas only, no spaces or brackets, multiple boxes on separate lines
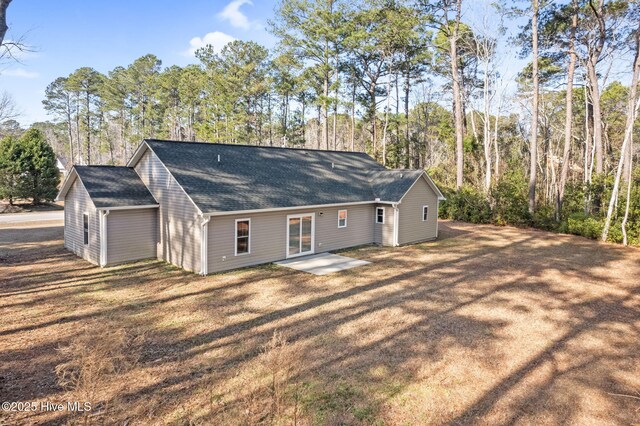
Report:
83,213,89,245
422,206,429,221
338,209,347,228
376,207,385,224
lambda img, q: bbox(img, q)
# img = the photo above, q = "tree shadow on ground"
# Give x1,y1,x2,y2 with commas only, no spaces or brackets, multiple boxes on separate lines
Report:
1,222,639,425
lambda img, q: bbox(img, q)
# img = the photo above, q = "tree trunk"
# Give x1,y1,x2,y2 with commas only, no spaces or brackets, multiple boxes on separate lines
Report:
482,57,492,192
66,102,74,165
529,0,540,214
493,104,501,180
556,0,578,221
602,21,640,241
351,83,356,152
0,0,11,47
587,59,604,175
323,41,330,150
621,147,633,245
450,0,465,190
381,72,392,167
332,53,339,150
404,68,411,168
85,92,91,165
301,96,306,146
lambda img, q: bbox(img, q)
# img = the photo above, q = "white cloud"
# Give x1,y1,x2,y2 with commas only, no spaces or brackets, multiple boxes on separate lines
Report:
0,68,39,79
183,31,237,57
217,0,258,30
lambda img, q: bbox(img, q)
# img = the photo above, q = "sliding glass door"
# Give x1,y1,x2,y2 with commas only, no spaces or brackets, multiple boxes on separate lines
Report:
287,213,315,258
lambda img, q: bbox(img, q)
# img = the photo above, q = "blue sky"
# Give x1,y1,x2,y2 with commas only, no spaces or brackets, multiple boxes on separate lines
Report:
0,0,539,126
1,0,277,124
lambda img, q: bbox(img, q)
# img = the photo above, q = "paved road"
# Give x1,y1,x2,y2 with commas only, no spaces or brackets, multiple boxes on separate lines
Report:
0,211,64,225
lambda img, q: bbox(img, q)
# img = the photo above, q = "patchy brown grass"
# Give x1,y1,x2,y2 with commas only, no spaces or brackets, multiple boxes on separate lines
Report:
0,221,639,425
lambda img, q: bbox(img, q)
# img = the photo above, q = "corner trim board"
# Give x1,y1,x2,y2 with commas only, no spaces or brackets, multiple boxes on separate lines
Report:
99,210,110,267
200,216,211,275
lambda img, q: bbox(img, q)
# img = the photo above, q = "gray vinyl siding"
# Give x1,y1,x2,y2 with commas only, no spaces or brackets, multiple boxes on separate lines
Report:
373,204,395,246
207,204,375,274
64,177,100,264
106,208,158,265
134,149,201,273
398,176,439,245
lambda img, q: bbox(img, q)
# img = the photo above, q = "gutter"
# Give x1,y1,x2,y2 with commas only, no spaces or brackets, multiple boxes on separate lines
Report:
203,200,398,217
95,204,159,211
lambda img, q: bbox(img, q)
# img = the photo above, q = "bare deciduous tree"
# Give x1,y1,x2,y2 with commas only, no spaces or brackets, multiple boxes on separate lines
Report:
0,90,17,122
556,0,578,220
602,18,640,242
529,0,540,214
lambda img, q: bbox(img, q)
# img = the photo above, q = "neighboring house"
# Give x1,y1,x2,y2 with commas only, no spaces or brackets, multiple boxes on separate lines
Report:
56,156,69,177
57,139,445,275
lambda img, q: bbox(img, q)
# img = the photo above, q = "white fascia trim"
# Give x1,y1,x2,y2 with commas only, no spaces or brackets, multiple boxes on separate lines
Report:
125,140,149,168
96,204,159,211
56,168,78,201
204,201,397,217
99,210,110,267
200,216,211,275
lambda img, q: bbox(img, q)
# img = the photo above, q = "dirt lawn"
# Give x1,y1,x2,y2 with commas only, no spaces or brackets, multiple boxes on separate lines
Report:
1,221,639,425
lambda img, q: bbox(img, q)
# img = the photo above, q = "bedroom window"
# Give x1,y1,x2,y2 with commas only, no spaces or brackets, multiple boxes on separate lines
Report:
83,213,89,245
422,206,429,221
376,207,385,224
235,219,250,255
338,209,348,228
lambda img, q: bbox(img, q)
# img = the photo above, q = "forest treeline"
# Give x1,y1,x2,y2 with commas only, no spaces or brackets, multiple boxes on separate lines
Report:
17,0,640,245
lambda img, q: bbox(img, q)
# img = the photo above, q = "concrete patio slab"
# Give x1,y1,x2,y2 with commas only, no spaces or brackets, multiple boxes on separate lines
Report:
275,252,371,275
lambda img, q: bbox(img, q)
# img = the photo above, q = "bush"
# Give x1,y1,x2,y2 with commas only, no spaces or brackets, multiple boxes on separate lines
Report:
566,213,603,240
491,169,531,226
439,185,492,224
532,204,557,231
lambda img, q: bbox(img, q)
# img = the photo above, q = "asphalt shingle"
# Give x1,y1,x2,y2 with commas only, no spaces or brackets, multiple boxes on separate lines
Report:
145,139,430,213
74,166,158,208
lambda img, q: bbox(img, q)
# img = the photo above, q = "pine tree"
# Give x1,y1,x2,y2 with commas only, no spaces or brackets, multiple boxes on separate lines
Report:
17,129,60,204
0,135,23,205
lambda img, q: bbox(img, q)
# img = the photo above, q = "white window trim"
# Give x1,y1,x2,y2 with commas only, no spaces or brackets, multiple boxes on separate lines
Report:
376,207,385,224
422,205,429,222
338,209,348,228
234,218,251,256
83,213,90,246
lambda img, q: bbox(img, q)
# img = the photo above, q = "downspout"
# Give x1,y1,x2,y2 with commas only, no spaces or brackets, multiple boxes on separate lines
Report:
200,216,211,276
393,203,399,247
99,210,110,267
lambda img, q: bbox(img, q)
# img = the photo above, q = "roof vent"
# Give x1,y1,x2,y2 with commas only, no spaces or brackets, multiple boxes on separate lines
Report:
217,154,221,163
400,173,403,179
331,162,335,169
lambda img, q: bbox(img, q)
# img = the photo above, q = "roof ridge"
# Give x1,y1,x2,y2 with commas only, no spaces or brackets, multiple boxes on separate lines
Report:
145,138,372,155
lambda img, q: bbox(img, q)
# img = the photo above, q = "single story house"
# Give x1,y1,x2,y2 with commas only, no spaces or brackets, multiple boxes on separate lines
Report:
57,139,445,275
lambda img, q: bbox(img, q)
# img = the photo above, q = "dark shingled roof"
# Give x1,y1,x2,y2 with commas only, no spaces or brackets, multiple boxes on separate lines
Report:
144,140,433,213
74,166,157,208
368,169,426,202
